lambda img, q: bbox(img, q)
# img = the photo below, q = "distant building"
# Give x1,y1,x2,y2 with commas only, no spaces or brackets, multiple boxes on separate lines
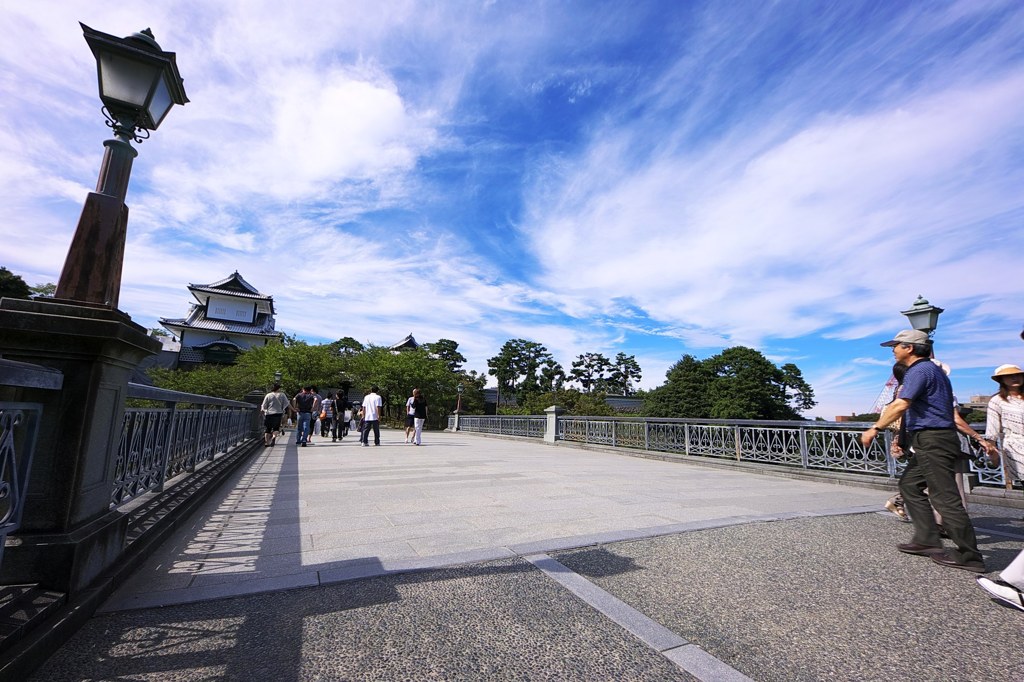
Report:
389,333,419,351
159,271,281,369
963,395,993,411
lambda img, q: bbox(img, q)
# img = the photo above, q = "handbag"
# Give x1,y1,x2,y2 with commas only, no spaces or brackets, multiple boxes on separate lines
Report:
319,410,327,420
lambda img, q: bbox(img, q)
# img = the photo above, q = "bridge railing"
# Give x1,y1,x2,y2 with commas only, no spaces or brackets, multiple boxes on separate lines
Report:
454,414,546,438
112,383,261,508
448,413,1004,486
0,359,64,571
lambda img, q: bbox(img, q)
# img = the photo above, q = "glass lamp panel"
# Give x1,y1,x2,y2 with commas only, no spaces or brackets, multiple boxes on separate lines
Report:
146,74,174,129
98,51,161,109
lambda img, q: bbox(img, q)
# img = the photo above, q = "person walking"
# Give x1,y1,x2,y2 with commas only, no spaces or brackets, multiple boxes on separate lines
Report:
342,403,353,438
260,383,290,447
860,329,985,572
886,360,994,528
292,386,315,447
321,392,338,441
404,391,416,444
884,363,911,521
309,386,323,443
361,385,383,446
412,388,427,446
984,364,1023,494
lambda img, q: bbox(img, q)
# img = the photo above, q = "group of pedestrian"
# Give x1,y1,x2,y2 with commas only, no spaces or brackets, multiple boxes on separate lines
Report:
862,329,1024,613
260,383,429,449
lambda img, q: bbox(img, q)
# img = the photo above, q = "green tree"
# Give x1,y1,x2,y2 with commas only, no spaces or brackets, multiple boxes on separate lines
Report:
643,354,713,418
328,336,365,357
422,338,466,373
29,282,56,297
609,352,642,395
487,339,559,403
643,347,815,420
147,364,249,400
148,339,341,400
704,347,815,420
455,370,489,414
520,388,615,416
570,352,612,393
0,267,32,299
538,357,566,392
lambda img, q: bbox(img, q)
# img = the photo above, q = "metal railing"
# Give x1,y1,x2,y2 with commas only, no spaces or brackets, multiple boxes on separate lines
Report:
0,359,64,570
453,414,546,438
448,414,1004,485
111,383,260,508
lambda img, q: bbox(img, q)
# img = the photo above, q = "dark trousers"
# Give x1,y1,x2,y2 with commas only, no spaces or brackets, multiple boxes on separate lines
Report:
899,429,982,564
361,419,380,445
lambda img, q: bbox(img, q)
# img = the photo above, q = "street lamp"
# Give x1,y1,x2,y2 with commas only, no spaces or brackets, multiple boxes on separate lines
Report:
55,23,188,309
456,383,464,413
274,371,282,386
900,295,944,336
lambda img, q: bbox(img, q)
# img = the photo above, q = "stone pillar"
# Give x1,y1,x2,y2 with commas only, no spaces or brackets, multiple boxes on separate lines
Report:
544,405,564,443
452,410,461,431
0,297,159,594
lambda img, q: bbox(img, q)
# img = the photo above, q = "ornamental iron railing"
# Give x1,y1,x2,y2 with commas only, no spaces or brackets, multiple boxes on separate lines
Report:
0,358,63,570
447,414,1005,486
453,415,547,439
111,383,260,508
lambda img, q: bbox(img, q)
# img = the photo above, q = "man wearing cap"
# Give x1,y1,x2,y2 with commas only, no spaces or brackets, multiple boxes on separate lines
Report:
860,329,985,572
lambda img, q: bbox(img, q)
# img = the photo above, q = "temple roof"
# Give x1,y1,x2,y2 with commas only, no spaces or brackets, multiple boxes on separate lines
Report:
188,271,274,306
389,333,419,350
159,308,278,337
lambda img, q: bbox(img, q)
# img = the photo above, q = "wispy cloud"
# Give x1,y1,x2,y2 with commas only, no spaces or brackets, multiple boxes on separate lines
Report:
2,1,1023,421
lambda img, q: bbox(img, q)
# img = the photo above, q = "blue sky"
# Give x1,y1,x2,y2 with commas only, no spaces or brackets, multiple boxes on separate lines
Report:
2,1,1023,419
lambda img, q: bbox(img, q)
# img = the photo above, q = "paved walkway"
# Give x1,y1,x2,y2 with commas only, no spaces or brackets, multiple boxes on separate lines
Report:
30,430,1024,681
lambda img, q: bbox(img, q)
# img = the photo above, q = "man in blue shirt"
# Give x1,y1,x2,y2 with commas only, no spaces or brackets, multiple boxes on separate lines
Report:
860,330,984,572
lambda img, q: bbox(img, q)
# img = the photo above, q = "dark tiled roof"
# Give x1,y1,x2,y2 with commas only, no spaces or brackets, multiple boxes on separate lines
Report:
192,271,261,295
189,285,271,301
161,304,278,337
389,333,419,350
168,316,278,336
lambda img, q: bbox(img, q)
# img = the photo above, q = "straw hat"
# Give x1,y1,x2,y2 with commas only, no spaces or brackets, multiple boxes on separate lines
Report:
991,364,1024,381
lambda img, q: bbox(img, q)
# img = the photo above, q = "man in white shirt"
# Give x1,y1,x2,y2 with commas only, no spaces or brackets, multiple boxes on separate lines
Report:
361,385,383,446
260,383,290,447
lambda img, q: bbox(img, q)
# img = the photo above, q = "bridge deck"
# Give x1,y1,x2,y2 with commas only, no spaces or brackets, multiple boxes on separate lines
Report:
31,430,1024,681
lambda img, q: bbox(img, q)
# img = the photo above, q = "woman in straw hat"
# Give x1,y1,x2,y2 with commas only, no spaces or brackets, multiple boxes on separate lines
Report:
984,364,1024,488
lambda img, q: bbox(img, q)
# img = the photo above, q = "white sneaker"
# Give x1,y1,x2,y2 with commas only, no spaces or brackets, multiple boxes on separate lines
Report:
977,577,1024,612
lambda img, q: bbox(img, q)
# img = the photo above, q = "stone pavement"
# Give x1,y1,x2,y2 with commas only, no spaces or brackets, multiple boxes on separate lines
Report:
29,430,1024,681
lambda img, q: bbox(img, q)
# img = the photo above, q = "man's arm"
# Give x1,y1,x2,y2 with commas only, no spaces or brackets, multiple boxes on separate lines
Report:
859,398,911,447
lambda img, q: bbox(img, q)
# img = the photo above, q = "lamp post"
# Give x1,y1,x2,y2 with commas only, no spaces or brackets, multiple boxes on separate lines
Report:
274,371,282,386
455,383,464,413
0,24,192,597
900,295,944,336
54,23,188,309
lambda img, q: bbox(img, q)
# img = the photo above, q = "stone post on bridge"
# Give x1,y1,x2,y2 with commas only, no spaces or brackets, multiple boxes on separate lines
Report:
0,298,160,594
544,405,564,443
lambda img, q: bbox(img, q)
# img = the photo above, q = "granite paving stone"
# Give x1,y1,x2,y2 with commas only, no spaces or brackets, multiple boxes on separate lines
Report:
552,512,1024,682
35,558,697,682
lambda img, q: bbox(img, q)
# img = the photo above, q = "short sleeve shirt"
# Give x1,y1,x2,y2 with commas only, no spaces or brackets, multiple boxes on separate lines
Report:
362,393,382,421
262,391,289,415
899,358,955,432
